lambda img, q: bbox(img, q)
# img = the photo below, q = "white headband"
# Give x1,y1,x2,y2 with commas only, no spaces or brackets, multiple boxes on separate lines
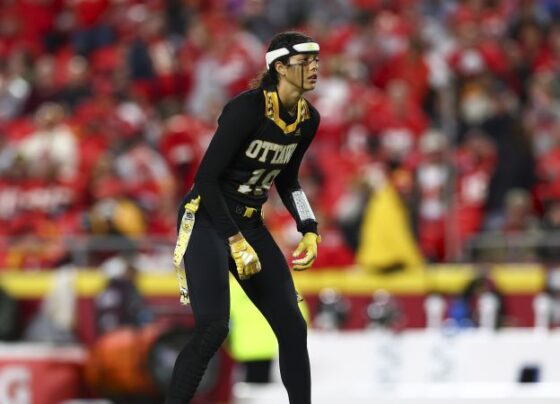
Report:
265,42,320,69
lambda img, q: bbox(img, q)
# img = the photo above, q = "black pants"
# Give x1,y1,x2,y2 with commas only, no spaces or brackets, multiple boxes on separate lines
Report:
166,198,311,404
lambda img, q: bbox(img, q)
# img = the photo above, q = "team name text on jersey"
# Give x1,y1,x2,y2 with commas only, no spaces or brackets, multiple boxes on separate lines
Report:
245,140,298,164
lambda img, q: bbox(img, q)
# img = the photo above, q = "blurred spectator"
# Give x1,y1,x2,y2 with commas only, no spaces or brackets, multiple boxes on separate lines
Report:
447,267,505,329
366,289,404,330
546,267,560,327
414,129,450,261
542,199,560,233
314,288,350,330
538,202,560,264
113,131,176,236
186,23,262,121
159,114,208,198
539,199,560,266
500,188,540,234
238,0,277,42
17,102,78,181
311,208,355,268
372,37,430,105
57,55,92,110
0,285,19,341
22,55,59,113
367,79,428,164
479,188,541,262
67,0,115,56
88,197,146,239
87,180,147,265
0,50,31,120
524,71,560,157
264,0,314,31
483,100,536,231
24,267,78,343
95,253,153,335
453,129,496,252
534,106,560,205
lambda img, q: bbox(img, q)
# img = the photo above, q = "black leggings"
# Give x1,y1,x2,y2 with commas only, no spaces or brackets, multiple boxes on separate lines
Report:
166,202,311,404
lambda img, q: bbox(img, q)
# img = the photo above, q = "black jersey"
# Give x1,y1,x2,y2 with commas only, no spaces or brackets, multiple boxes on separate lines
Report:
193,87,320,239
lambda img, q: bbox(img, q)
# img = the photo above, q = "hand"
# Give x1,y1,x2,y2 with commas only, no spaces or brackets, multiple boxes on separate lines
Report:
292,232,321,271
229,234,262,280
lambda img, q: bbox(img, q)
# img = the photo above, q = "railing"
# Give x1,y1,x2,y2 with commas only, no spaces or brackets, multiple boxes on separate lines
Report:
0,235,176,268
65,235,175,266
464,231,560,263
3,229,560,269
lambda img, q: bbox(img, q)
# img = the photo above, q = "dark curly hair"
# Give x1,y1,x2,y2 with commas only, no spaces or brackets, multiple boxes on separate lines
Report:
250,31,315,89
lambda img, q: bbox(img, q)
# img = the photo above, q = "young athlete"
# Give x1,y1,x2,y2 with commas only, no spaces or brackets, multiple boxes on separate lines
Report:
167,31,321,404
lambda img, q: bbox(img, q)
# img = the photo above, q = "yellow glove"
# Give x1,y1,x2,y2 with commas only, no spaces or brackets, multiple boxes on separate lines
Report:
292,232,321,271
229,235,262,280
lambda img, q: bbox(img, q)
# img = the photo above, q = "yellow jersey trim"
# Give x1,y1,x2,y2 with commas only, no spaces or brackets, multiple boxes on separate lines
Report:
263,90,310,134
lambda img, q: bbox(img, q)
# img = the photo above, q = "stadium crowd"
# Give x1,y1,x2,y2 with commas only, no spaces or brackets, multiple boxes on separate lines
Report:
1,0,560,270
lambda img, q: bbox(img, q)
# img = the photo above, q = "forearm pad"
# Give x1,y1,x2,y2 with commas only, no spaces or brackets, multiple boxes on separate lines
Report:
287,188,318,234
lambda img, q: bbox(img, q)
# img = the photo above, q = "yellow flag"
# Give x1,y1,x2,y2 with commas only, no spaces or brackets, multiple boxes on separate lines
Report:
356,183,424,272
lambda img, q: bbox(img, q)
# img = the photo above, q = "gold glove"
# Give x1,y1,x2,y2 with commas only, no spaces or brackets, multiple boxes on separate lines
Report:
229,235,262,280
292,232,321,271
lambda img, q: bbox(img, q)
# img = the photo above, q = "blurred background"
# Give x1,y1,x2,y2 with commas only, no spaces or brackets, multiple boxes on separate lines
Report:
1,0,560,403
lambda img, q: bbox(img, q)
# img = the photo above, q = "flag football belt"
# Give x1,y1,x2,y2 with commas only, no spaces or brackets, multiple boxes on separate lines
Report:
172,196,200,305
232,203,263,220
